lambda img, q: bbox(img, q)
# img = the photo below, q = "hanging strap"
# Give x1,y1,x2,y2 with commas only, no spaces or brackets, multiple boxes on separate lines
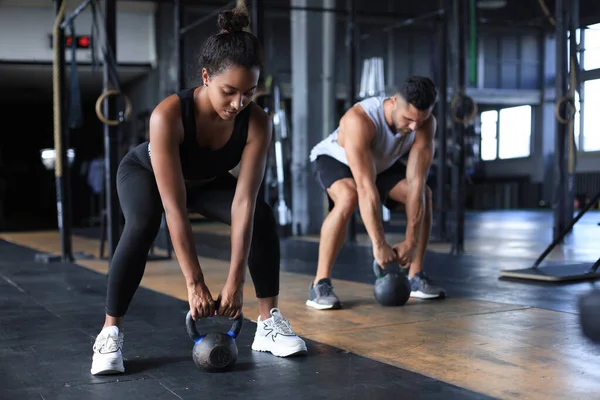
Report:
67,21,84,129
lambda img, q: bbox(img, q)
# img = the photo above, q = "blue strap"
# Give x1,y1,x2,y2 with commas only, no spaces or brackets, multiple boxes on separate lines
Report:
226,330,237,339
193,335,205,344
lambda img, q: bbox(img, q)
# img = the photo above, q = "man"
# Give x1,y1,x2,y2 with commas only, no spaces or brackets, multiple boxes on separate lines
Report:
306,75,446,310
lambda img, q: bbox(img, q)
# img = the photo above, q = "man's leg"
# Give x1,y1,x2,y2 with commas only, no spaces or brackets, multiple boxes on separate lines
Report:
315,179,358,282
380,173,446,299
307,157,358,310
307,178,357,309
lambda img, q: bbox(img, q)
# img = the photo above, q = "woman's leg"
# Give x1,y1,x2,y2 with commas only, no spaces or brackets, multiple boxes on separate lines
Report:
91,155,164,375
188,174,306,357
188,175,279,319
105,158,165,322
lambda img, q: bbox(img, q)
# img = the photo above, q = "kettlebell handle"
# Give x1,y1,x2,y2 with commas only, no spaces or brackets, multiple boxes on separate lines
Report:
373,259,386,278
373,247,401,278
185,310,244,344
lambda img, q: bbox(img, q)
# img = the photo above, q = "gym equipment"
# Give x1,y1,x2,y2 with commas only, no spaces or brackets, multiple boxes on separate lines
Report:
35,148,94,263
372,260,411,306
270,79,293,236
432,7,449,243
551,0,580,250
45,0,131,263
359,9,444,40
95,89,132,126
46,0,72,263
185,311,244,372
579,290,600,344
250,76,293,236
499,189,600,281
447,0,474,256
358,57,385,99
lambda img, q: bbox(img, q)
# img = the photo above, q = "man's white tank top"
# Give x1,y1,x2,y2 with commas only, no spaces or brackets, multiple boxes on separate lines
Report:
309,96,416,174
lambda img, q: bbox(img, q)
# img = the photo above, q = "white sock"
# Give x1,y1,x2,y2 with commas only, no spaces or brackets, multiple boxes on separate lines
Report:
101,326,120,336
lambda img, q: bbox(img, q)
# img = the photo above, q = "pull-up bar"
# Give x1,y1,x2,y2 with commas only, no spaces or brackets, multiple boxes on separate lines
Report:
359,9,445,40
180,0,236,36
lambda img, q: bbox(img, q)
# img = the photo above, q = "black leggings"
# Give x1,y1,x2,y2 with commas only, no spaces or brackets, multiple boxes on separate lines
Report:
105,148,280,317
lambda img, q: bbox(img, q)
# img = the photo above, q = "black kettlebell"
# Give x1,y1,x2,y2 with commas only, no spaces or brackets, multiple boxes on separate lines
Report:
579,289,600,344
185,310,244,372
372,259,411,306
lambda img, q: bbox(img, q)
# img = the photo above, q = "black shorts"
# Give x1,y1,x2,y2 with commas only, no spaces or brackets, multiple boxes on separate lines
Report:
311,155,406,209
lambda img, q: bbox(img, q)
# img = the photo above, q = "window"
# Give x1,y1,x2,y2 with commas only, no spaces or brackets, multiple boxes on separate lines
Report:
582,79,600,151
480,105,532,161
498,106,532,159
575,79,600,152
584,23,600,71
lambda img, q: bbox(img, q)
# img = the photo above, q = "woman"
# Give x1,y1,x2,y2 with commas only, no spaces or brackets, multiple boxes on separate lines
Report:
91,8,307,375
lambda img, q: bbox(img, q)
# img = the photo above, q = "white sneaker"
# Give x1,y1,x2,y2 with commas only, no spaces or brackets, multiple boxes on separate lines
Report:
90,325,125,375
251,308,307,357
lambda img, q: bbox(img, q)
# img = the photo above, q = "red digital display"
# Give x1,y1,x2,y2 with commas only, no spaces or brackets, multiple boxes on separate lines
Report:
49,34,92,49
78,36,90,48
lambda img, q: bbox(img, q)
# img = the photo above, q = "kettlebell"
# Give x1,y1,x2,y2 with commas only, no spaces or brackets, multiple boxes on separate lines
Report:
579,289,600,344
185,310,244,372
372,259,411,306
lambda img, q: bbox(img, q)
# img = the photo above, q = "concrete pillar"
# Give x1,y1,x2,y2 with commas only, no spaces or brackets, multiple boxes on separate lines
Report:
156,2,180,98
386,0,395,91
290,0,335,235
322,0,337,138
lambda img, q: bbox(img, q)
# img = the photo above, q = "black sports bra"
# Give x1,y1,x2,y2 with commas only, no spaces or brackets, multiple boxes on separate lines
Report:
148,87,251,181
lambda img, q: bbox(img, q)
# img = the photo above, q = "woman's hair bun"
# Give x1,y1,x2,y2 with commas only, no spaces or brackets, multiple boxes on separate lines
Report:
217,8,250,33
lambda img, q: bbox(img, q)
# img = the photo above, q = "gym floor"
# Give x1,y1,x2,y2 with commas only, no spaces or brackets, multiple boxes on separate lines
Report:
1,210,599,400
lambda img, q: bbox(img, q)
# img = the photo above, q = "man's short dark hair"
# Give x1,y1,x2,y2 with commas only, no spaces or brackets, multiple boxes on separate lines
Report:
398,76,438,111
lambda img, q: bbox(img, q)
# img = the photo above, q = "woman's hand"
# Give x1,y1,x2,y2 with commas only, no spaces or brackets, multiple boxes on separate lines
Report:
216,280,244,319
187,281,216,320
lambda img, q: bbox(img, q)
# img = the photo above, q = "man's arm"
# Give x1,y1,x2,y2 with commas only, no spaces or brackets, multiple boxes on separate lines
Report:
228,105,272,285
341,109,386,249
404,116,436,246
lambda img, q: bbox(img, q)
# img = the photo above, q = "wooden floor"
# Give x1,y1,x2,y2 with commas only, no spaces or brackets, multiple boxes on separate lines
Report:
192,210,600,264
2,219,600,400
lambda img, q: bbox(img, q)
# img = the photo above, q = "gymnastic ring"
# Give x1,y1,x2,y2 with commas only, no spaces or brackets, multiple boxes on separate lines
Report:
95,90,132,126
251,90,275,116
450,94,478,125
554,96,575,124
251,90,271,102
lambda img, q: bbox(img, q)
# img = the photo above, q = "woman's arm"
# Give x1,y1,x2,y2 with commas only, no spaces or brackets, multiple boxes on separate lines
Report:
227,104,273,285
148,98,213,317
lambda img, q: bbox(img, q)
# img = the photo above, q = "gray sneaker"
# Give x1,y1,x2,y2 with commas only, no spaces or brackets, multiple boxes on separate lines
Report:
409,272,446,299
305,278,341,310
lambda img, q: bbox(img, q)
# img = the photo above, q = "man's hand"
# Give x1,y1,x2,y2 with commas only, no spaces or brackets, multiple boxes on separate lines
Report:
216,280,244,319
393,240,417,267
187,281,216,320
373,242,398,269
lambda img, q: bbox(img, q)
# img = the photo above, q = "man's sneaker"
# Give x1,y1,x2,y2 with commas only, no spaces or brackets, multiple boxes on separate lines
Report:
90,325,124,375
409,271,446,299
251,308,307,357
305,278,341,310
